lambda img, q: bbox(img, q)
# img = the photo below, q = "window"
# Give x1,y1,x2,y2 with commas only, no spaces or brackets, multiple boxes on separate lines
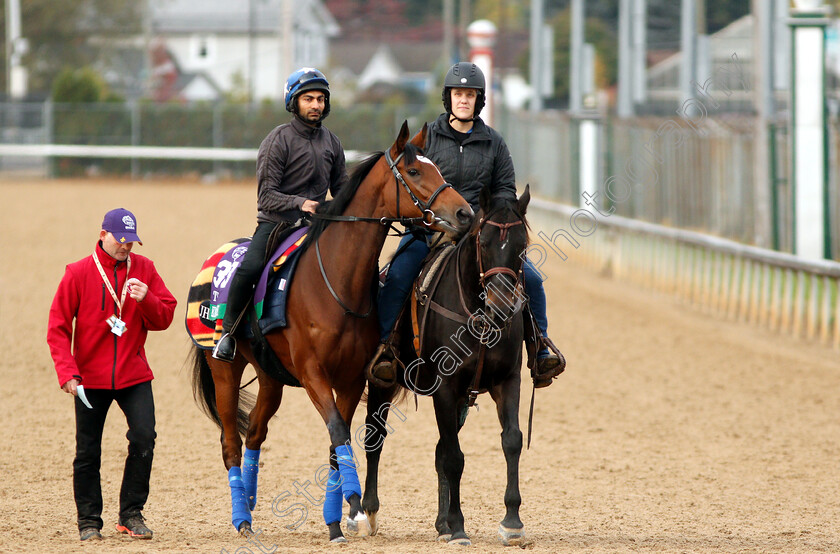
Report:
190,35,216,67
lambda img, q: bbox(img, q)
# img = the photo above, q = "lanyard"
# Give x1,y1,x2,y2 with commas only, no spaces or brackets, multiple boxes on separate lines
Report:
92,252,131,318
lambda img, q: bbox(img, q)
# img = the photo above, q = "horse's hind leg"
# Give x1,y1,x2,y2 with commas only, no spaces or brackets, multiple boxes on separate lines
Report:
242,371,284,510
433,390,469,545
361,384,399,536
207,353,252,533
490,375,525,546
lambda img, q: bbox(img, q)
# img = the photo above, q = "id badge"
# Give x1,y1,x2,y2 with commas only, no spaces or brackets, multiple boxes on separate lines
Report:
106,315,127,336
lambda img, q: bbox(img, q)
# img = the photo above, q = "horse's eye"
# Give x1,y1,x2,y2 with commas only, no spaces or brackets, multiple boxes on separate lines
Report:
407,168,419,177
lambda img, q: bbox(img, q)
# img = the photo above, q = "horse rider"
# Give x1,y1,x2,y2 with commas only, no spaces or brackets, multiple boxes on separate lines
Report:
367,62,564,388
213,67,348,362
47,208,177,540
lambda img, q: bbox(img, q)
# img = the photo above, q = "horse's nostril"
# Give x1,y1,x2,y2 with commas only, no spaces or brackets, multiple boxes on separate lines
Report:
456,208,473,226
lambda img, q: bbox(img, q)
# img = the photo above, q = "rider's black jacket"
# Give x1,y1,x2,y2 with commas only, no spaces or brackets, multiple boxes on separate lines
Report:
424,112,517,213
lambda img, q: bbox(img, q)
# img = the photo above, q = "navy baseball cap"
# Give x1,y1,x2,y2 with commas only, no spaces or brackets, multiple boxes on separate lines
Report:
102,208,142,245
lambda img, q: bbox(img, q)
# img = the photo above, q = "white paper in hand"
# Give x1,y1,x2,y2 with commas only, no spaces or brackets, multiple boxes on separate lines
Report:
76,385,93,409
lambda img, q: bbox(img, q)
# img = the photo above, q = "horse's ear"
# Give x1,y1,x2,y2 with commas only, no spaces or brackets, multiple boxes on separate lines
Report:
517,184,530,216
410,122,429,149
479,185,492,215
392,120,410,156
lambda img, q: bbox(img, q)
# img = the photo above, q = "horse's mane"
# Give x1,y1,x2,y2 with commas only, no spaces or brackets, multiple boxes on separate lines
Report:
299,142,423,252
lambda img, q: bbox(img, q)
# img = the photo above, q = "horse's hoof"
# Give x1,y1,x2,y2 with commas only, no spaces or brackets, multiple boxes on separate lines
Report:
345,513,371,537
437,533,452,543
237,521,253,537
365,511,379,536
498,524,526,546
447,535,472,546
330,536,349,544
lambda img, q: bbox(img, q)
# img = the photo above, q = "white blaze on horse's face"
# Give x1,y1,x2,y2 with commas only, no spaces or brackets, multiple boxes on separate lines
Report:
416,155,443,181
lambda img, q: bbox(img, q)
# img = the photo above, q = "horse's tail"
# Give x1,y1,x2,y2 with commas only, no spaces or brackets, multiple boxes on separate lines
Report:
190,345,253,438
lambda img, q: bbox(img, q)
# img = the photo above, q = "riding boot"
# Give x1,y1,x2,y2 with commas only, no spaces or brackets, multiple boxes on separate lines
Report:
212,333,237,362
365,336,399,388
533,336,566,389
212,282,252,363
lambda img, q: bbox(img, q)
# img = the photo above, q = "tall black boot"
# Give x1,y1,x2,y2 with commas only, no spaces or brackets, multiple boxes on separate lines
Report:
212,283,252,363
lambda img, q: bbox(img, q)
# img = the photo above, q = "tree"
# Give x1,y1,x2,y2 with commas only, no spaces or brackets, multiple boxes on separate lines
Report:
0,0,143,97
51,66,108,102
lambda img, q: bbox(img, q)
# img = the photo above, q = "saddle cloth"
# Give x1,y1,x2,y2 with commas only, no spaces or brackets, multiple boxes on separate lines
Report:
185,227,308,349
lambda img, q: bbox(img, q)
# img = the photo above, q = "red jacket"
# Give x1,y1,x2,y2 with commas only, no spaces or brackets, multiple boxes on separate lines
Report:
47,243,177,389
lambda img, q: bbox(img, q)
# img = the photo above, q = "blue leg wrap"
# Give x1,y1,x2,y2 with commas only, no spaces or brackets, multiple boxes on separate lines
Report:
322,467,343,525
335,444,362,501
228,466,251,530
242,448,260,510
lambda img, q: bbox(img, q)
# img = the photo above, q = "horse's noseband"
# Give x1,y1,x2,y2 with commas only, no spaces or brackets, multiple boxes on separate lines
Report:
385,149,453,227
476,218,525,289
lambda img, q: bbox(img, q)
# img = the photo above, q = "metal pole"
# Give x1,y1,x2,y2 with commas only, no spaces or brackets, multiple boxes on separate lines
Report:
529,0,543,112
617,0,633,117
248,0,256,105
569,0,583,113
680,0,696,103
632,0,647,106
789,1,830,260
443,0,454,66
753,0,774,249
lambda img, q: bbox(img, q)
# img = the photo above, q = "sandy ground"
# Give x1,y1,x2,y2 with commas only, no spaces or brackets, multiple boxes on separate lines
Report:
1,178,839,554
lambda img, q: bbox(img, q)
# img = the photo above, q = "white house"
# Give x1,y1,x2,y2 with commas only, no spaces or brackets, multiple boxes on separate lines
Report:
150,0,340,102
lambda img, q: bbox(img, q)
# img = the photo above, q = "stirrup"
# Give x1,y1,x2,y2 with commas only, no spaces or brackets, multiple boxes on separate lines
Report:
365,343,397,388
532,336,566,388
212,333,237,362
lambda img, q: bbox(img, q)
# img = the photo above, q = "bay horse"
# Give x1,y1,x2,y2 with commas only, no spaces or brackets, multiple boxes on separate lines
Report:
362,185,532,546
189,122,472,542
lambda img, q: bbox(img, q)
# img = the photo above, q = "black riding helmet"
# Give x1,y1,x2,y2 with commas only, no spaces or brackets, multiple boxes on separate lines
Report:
442,62,486,121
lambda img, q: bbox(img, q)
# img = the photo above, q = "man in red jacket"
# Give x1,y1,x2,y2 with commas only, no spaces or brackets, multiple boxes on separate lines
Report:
47,208,177,541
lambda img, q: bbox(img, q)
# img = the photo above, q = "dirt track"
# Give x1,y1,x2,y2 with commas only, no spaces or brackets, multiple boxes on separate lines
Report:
1,178,839,554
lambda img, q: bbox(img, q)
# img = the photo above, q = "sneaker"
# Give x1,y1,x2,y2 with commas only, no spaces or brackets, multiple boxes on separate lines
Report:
116,515,153,539
212,333,236,362
79,527,102,541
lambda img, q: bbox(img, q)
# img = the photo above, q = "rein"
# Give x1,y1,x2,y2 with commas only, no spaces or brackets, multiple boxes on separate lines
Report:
413,213,527,407
311,149,454,318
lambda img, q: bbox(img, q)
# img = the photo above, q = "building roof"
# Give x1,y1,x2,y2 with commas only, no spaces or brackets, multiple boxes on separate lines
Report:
150,0,339,36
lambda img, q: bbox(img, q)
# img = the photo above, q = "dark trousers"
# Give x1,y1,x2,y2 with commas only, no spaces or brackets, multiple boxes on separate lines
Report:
378,234,550,351
222,221,277,332
73,381,156,530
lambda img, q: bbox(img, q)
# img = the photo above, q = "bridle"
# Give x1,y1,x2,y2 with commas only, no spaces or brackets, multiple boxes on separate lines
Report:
475,217,525,290
385,149,453,228
312,148,455,318
462,212,526,406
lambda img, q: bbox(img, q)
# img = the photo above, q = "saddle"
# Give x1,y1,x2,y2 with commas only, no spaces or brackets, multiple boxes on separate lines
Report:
185,224,309,387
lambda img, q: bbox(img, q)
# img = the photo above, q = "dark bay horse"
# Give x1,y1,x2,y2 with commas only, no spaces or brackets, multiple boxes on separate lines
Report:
362,185,532,546
190,122,472,542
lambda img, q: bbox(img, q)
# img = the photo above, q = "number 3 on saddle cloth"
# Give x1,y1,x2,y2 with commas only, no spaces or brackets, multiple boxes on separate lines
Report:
185,226,308,386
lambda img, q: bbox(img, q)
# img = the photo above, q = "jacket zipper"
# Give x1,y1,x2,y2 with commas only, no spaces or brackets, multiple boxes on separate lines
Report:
101,284,105,311
112,265,119,390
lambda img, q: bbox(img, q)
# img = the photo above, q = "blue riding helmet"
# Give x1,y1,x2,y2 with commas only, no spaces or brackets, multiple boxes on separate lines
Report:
284,67,331,119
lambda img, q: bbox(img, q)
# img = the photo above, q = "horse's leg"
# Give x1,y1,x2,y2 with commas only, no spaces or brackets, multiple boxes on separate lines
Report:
242,370,284,511
490,375,525,546
334,382,371,537
434,436,452,541
434,400,466,541
432,390,469,545
361,383,398,536
301,370,362,543
206,352,252,533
